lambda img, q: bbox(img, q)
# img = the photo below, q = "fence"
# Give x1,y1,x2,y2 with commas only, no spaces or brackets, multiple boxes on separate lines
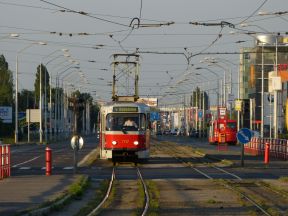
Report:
245,137,288,160
0,145,11,180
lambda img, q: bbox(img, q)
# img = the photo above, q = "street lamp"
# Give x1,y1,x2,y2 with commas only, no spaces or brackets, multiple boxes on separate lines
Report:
47,57,73,138
15,41,46,144
60,70,83,135
195,67,220,107
55,65,80,135
0,33,19,40
206,58,236,118
200,60,226,106
41,49,69,142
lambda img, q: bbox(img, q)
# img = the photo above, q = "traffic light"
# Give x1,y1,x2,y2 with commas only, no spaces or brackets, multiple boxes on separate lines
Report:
243,99,250,114
242,99,250,128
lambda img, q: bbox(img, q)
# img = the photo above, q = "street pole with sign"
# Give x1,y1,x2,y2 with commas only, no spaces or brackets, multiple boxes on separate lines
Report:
69,96,85,173
236,128,252,167
71,135,84,173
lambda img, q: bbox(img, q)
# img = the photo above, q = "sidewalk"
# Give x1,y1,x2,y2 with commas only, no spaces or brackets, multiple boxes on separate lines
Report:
0,174,79,216
0,135,96,215
197,142,288,169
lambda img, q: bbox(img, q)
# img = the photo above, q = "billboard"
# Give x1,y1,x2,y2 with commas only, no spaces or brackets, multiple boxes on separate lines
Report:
26,109,40,123
137,98,158,107
0,106,12,123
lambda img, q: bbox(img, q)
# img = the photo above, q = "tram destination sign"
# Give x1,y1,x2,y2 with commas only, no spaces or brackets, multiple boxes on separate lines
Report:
113,106,138,112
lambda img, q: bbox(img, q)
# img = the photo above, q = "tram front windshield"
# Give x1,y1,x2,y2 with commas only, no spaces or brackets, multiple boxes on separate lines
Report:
106,113,146,131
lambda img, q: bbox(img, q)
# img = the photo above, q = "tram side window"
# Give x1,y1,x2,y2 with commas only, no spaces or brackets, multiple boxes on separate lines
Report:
106,115,117,131
139,114,146,131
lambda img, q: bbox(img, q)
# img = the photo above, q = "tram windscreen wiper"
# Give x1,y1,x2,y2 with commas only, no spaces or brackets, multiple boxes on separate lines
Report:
122,127,128,134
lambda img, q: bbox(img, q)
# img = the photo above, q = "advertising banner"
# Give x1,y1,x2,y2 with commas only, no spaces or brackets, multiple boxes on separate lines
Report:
0,106,12,123
137,98,158,107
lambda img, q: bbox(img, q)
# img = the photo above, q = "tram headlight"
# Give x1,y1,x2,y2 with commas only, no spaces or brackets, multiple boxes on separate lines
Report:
133,141,139,146
112,141,117,145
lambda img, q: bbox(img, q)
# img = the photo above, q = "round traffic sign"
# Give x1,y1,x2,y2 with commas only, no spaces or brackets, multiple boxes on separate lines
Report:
71,135,84,150
236,128,252,144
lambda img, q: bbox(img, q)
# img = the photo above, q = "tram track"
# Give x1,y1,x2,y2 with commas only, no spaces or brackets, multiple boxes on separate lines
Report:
152,139,288,216
87,165,149,216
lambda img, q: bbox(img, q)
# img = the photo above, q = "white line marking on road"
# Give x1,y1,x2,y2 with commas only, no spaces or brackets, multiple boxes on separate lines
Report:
19,167,31,170
41,166,55,170
63,167,74,170
12,156,41,168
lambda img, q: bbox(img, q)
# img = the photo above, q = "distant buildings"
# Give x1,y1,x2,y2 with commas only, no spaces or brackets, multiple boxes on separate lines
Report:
240,34,288,135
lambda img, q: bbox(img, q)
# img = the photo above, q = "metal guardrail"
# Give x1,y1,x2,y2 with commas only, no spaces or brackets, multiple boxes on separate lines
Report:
245,137,288,160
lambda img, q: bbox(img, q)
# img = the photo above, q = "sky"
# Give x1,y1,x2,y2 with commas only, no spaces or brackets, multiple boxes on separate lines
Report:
0,0,287,106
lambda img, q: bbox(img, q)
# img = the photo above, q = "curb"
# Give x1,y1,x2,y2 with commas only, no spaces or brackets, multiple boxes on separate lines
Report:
21,176,89,216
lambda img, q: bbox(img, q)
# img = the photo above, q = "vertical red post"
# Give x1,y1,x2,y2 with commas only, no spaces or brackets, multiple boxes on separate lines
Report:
3,145,7,178
264,142,270,164
7,145,10,177
0,145,2,179
45,147,52,176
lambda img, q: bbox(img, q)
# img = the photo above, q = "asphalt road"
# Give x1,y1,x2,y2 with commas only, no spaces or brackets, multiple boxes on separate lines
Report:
1,134,287,215
10,134,287,180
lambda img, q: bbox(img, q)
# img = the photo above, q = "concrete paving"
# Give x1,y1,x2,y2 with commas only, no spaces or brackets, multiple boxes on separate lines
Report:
0,174,78,216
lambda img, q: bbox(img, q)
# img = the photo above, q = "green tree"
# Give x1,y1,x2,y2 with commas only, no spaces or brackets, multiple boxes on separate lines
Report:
18,89,35,111
0,55,13,106
90,103,99,132
0,54,14,138
191,87,208,110
69,91,99,133
34,64,50,107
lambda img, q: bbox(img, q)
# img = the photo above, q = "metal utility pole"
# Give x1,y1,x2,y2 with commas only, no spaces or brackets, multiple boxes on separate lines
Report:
39,64,43,143
274,36,278,139
261,44,264,137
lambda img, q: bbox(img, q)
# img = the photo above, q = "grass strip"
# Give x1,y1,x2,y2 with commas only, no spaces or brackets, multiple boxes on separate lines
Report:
75,179,116,216
146,180,160,216
134,179,160,216
15,175,89,216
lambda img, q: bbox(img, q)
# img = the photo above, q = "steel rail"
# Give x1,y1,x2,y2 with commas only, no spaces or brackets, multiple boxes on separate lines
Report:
137,167,150,216
87,167,115,216
87,165,149,216
153,140,272,216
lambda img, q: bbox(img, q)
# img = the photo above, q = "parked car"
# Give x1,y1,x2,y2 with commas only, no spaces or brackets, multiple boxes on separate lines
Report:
163,129,171,135
177,128,186,136
156,130,163,135
170,128,178,135
189,128,199,138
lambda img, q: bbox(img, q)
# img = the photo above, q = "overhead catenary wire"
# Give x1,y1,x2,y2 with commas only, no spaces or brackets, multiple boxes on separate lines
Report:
238,0,269,25
39,0,130,27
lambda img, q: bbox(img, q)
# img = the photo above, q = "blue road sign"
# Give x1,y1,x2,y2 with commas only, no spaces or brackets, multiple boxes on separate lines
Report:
198,110,203,119
237,128,252,144
150,112,160,121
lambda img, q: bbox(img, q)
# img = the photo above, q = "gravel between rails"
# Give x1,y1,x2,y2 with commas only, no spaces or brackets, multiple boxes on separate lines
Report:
98,180,140,216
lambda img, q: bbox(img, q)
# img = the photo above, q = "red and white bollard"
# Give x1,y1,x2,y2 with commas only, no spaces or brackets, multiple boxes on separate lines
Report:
264,142,270,164
5,145,10,177
0,145,2,179
45,147,52,176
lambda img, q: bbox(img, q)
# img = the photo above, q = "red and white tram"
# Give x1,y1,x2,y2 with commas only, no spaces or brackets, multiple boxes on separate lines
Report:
99,102,151,162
